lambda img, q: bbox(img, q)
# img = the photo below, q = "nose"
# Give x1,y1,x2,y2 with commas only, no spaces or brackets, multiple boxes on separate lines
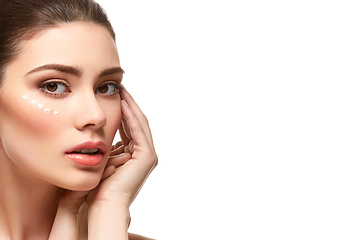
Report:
74,92,106,131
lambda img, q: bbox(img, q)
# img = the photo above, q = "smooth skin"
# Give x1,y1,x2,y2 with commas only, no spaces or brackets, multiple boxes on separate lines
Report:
0,22,157,240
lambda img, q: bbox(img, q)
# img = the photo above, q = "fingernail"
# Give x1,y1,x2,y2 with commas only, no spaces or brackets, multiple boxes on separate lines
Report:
122,100,128,107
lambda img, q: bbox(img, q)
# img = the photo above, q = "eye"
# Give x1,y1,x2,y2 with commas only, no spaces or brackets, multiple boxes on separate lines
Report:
39,80,70,96
96,82,120,96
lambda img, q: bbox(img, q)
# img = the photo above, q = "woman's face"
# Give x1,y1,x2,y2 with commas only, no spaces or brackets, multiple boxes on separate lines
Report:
0,22,122,190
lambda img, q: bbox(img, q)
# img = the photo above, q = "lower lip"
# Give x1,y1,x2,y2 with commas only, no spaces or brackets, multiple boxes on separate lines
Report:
66,153,104,167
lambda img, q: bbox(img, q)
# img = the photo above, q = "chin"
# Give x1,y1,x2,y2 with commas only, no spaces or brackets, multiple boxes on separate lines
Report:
68,182,100,191
56,171,102,191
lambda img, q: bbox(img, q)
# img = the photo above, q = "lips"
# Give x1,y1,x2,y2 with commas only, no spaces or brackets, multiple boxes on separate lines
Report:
65,141,107,167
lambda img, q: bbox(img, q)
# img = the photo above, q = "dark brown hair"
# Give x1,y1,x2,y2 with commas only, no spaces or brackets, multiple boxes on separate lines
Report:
0,0,115,83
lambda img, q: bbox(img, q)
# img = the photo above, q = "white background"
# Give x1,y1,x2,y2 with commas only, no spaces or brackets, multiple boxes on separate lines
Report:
96,1,360,239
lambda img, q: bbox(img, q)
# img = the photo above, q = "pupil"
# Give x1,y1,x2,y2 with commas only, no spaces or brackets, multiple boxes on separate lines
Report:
47,83,58,92
99,85,109,93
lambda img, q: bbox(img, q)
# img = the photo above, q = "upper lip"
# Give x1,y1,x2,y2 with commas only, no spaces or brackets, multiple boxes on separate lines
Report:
66,141,107,154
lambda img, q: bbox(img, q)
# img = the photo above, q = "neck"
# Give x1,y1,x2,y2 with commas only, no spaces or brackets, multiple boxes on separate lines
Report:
0,154,65,240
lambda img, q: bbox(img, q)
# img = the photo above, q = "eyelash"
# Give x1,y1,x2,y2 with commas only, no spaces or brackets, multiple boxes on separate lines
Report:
96,81,121,96
38,80,71,98
38,80,121,98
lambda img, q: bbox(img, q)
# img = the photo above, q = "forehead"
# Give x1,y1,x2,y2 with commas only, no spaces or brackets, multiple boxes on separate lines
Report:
8,22,120,77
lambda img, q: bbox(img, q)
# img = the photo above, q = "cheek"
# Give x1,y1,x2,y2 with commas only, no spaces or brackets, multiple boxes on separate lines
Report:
0,94,65,168
0,94,65,151
4,95,64,134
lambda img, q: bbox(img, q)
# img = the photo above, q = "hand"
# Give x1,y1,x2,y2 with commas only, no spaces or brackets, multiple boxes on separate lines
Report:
86,86,158,207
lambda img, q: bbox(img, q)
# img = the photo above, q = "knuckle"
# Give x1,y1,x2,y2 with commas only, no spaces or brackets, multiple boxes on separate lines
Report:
136,109,148,124
152,153,158,168
145,150,158,169
144,115,149,123
140,115,149,125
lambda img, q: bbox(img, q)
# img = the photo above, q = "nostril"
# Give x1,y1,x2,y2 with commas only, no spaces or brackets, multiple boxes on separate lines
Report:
75,102,107,131
80,116,106,130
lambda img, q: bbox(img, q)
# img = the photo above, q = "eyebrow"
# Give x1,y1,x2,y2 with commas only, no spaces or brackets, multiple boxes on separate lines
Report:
99,67,125,78
26,64,83,77
26,64,125,78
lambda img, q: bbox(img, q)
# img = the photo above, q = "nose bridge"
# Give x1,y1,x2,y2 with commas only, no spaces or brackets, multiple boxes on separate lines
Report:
75,90,106,130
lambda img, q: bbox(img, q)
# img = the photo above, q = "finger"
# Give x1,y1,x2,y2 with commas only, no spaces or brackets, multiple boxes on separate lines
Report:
119,117,131,146
111,141,123,151
115,141,123,148
110,144,125,156
124,141,135,155
122,116,132,141
121,100,151,150
101,165,116,180
107,153,132,167
120,87,155,149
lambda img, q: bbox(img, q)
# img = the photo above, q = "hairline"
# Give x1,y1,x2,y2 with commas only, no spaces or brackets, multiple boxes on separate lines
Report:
0,21,116,86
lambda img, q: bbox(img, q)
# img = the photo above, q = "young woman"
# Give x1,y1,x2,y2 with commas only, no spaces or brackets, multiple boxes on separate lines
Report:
0,0,157,239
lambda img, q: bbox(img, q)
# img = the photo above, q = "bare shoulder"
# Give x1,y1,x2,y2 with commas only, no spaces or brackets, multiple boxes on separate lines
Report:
129,233,156,240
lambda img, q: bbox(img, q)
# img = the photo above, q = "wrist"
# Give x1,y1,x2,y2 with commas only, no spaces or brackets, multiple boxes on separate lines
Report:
88,201,130,240
88,199,130,215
